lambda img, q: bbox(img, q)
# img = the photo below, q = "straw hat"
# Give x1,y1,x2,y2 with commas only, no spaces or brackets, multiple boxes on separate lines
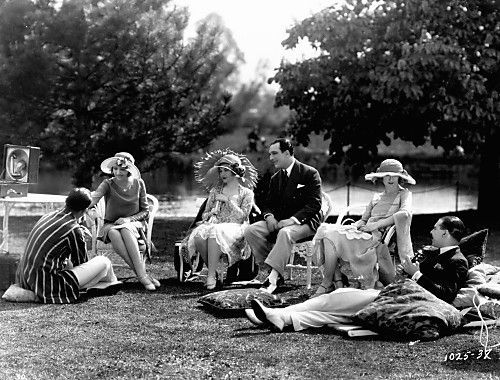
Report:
100,152,141,179
195,149,258,191
364,159,415,185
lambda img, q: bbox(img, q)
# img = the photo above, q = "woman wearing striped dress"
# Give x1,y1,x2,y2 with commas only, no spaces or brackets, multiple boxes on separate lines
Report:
16,188,118,303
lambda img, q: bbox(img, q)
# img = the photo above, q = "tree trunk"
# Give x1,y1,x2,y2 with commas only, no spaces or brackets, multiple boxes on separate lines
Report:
477,126,500,226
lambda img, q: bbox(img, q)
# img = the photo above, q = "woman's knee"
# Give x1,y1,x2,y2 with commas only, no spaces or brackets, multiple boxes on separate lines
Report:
108,229,121,242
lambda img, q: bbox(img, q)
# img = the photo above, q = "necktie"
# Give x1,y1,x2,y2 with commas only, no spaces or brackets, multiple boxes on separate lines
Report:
281,169,289,192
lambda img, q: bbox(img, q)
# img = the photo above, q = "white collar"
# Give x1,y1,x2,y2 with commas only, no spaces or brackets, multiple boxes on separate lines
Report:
284,158,295,176
439,245,458,255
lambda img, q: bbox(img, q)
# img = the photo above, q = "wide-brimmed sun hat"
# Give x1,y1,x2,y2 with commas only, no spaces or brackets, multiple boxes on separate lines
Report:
365,159,416,185
195,149,258,191
100,152,141,179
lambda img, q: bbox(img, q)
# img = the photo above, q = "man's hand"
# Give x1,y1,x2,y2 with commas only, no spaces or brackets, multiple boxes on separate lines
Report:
277,218,296,229
265,215,279,232
400,259,420,277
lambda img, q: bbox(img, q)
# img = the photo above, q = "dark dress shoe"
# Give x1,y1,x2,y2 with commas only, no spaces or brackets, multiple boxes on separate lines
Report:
260,276,284,294
250,299,285,331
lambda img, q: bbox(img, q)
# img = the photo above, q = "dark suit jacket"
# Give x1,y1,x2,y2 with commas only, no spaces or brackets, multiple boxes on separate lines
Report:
262,159,323,231
416,246,469,304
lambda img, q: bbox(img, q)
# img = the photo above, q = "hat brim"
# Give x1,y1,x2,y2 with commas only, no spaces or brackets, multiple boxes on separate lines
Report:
100,157,141,179
365,171,416,185
195,149,258,191
214,164,241,177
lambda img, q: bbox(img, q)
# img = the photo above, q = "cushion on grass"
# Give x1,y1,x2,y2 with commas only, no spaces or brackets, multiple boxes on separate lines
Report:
459,229,488,268
353,279,462,341
198,288,284,310
452,267,487,309
478,283,500,299
1,284,37,303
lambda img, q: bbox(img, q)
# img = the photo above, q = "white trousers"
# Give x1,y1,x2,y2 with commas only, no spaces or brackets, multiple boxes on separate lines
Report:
281,288,380,331
70,256,116,289
244,221,313,276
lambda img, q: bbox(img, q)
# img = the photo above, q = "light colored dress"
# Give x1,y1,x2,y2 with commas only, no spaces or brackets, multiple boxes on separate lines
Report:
187,185,254,265
314,187,412,289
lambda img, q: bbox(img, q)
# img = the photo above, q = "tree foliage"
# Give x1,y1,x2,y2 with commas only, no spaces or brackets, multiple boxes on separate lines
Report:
0,0,242,185
272,0,500,219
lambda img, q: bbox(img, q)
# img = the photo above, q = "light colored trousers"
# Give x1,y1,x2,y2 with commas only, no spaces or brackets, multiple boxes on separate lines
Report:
282,288,380,331
244,221,313,276
70,256,116,289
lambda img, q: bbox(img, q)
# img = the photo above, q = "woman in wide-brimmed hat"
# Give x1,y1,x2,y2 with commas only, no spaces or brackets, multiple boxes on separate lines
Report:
88,152,160,291
313,158,415,296
187,149,258,290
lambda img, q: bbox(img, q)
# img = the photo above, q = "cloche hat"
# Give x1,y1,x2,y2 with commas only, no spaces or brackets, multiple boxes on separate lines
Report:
365,159,416,185
100,152,141,179
195,149,258,191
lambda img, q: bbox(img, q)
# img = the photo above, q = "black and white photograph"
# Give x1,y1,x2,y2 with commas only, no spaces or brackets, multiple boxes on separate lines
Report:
0,0,499,378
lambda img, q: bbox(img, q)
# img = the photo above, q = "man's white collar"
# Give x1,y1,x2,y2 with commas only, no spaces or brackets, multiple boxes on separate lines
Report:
439,245,458,254
284,158,295,176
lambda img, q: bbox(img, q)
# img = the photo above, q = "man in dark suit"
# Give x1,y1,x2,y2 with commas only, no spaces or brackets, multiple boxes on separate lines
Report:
244,138,323,293
400,215,469,303
247,216,469,331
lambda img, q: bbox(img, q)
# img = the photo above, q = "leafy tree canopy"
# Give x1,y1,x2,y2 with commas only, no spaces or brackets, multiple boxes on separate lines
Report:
272,0,500,165
0,0,242,185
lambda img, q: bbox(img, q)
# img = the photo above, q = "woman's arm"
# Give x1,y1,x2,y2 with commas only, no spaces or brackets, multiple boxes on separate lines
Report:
126,179,149,222
226,188,254,221
201,189,217,221
362,189,412,231
88,180,109,209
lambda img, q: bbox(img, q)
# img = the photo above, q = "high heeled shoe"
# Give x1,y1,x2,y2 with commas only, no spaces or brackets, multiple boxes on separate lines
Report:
148,275,161,288
206,275,217,290
138,275,156,291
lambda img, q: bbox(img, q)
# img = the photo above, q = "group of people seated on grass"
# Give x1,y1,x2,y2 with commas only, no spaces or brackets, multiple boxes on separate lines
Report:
10,137,473,332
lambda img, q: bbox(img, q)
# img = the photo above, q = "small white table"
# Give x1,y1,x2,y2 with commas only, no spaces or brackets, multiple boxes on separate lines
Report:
0,193,67,253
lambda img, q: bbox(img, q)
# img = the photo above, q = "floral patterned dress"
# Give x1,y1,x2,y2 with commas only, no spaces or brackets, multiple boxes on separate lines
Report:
187,185,254,265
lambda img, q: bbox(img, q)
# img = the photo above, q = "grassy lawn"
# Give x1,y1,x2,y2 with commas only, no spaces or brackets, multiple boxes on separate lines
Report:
0,214,499,379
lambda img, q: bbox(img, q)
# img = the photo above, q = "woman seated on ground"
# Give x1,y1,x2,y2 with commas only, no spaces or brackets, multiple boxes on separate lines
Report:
313,159,415,295
89,152,159,291
186,150,257,290
16,188,119,303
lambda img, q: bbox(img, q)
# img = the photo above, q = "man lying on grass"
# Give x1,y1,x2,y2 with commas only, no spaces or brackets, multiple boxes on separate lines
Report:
248,216,469,331
15,188,121,303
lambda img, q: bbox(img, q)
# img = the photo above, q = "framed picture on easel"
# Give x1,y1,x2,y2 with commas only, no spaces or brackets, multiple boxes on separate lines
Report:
0,144,40,198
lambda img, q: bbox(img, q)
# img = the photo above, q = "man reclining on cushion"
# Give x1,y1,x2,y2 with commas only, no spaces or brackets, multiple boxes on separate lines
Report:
248,216,469,331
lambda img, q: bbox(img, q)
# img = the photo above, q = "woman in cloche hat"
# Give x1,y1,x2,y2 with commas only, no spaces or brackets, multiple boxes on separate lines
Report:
186,149,258,290
313,158,415,296
88,152,159,291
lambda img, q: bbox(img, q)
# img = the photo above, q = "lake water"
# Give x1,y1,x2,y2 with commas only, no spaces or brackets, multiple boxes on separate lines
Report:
23,164,478,218
155,180,477,218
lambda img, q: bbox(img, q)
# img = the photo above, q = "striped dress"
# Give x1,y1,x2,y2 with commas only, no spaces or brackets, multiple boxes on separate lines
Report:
16,210,88,304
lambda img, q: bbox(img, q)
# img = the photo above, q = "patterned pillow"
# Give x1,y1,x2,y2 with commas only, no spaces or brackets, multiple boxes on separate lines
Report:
198,288,284,310
353,280,462,341
459,229,488,268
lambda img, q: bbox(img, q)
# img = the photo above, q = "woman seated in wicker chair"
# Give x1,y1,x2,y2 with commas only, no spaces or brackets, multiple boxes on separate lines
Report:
186,150,258,290
313,159,415,296
88,152,159,291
